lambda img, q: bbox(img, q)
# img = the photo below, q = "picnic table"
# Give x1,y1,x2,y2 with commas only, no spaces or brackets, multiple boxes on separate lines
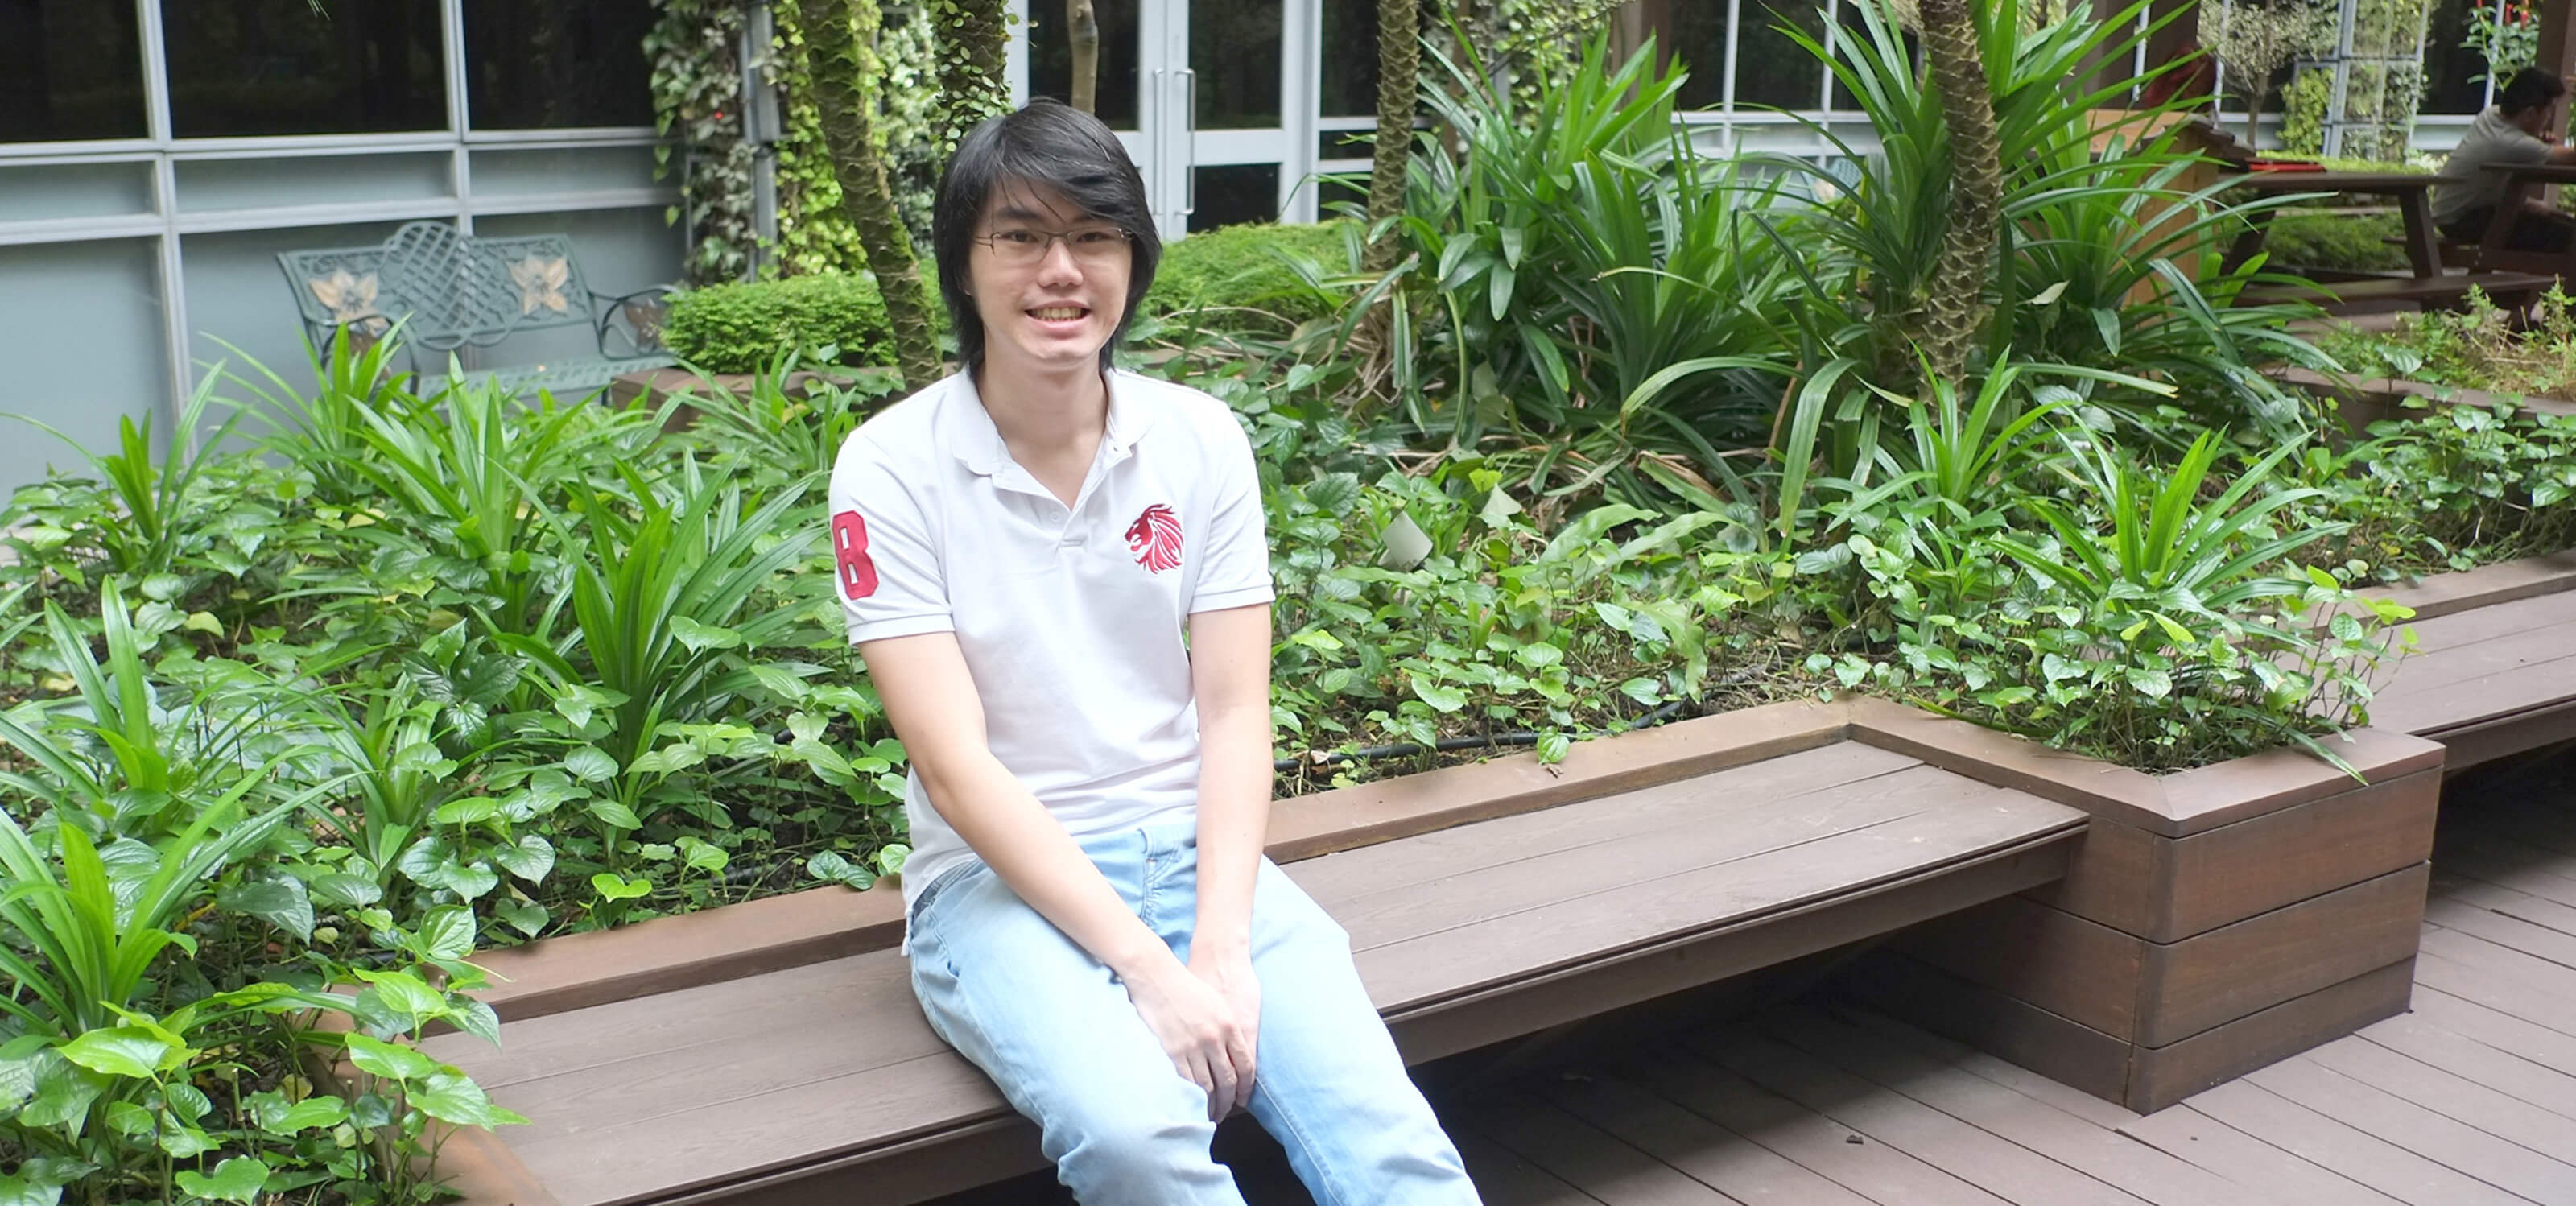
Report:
2220,170,2550,310
2475,160,2576,277
2220,171,2446,279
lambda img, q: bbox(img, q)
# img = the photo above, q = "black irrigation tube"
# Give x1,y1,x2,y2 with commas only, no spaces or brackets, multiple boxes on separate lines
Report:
1272,699,1692,774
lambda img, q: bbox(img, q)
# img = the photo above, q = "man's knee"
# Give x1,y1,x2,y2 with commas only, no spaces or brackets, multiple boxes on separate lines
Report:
1050,1102,1224,1200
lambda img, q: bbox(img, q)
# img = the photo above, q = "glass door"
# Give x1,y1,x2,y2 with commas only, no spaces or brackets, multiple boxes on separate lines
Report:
1022,0,1303,239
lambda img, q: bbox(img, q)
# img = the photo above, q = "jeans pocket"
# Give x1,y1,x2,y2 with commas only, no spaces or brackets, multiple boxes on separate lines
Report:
906,861,982,944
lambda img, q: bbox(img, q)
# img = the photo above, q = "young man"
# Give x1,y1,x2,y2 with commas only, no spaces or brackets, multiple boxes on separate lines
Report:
826,100,1483,1205
2434,66,2576,253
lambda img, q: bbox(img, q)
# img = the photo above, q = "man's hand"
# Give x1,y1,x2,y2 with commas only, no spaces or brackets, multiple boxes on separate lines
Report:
1122,956,1257,1121
1191,944,1261,1115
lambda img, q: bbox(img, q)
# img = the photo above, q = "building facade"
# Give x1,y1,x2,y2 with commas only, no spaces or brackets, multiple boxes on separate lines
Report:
0,0,2516,498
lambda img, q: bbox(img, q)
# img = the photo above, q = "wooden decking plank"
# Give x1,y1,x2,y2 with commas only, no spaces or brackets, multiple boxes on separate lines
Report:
507,1047,1010,1206
2356,1008,2576,1124
1829,1009,2145,1132
1465,1089,1747,1204
1535,1069,1882,1206
2435,832,2576,911
2426,900,2576,970
2404,985,2576,1083
1453,1130,1613,1206
2117,1103,2413,1206
1357,791,2078,1011
1757,1010,2273,1206
423,944,927,1090
440,953,947,1122
1287,744,1924,906
2421,926,2576,1010
2372,617,2576,696
2247,1055,2576,1205
1613,1047,2015,1206
1337,764,1977,955
2434,873,2576,944
2398,589,2576,654
2414,951,2576,1041
2376,652,2576,737
1682,1026,2153,1206
2293,1038,2576,1179
2180,1080,2529,1206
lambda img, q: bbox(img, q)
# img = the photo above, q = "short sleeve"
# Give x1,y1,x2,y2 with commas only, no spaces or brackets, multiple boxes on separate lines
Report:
827,444,954,645
1190,411,1275,614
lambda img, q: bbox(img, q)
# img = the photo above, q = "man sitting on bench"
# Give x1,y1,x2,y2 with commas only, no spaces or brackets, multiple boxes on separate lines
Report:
2435,67,2576,254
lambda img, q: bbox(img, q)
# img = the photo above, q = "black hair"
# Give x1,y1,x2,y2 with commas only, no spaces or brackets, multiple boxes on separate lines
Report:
2500,67,2568,116
931,98,1162,374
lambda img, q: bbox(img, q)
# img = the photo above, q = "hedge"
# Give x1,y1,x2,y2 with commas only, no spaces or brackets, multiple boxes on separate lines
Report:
665,221,1355,373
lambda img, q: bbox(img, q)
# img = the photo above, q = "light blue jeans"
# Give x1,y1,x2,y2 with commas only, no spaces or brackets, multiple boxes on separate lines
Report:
906,820,1482,1205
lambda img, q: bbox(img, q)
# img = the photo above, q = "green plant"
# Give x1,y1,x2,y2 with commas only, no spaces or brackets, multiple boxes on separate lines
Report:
646,0,757,284
1141,221,1358,328
1350,32,1798,505
2281,66,2331,154
2471,0,2540,84
2261,211,2409,272
665,272,930,373
667,352,904,486
502,460,821,848
9,375,246,584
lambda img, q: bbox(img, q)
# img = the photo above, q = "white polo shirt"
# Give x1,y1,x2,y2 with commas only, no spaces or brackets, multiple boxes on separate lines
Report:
826,368,1275,919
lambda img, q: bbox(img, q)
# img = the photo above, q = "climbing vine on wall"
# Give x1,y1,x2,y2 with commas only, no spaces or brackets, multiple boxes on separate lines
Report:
770,0,942,278
1428,0,1631,119
647,0,758,285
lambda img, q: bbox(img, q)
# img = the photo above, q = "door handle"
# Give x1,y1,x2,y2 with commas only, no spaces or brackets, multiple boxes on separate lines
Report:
1180,68,1197,217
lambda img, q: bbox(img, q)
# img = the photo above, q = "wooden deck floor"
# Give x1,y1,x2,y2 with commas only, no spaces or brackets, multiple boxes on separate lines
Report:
939,747,2576,1206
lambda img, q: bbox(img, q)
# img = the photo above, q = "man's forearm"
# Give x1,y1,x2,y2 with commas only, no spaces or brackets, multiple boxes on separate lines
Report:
926,752,1179,980
1192,703,1273,954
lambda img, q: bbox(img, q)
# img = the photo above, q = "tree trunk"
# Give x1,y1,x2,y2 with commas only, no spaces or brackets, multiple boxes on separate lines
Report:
1364,0,1420,274
935,0,1012,156
1914,0,2002,388
1068,0,1100,114
798,0,944,390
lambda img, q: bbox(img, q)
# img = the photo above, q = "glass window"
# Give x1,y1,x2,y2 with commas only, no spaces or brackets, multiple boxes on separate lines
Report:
464,1,654,130
0,0,147,142
1735,0,1830,111
164,0,447,138
1321,0,1382,117
1189,163,1278,232
1674,1,1728,110
1029,0,1141,130
1193,0,1281,129
2422,0,2498,116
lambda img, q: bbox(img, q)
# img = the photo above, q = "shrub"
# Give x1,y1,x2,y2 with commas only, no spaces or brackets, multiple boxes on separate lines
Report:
2263,212,2408,272
1140,220,1353,324
666,271,934,374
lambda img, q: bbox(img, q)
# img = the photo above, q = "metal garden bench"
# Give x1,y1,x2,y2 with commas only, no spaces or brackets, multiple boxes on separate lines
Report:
277,220,676,398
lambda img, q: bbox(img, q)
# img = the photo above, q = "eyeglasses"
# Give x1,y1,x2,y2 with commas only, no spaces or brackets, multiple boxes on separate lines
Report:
973,225,1133,267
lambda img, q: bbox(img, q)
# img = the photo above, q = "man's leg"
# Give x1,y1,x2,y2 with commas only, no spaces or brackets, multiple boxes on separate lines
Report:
2510,208,2576,254
1166,849,1483,1206
907,840,1247,1206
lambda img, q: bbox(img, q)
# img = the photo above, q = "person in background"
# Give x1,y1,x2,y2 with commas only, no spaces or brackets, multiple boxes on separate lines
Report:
2435,66,2576,253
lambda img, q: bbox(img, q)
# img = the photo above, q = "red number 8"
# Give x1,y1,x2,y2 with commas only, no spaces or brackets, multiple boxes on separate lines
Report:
832,510,877,600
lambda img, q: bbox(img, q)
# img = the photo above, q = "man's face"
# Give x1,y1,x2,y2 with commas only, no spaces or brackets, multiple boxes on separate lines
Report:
968,182,1133,374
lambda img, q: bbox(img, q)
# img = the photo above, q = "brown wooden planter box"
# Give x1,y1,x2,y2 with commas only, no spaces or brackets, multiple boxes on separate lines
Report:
2273,363,2576,432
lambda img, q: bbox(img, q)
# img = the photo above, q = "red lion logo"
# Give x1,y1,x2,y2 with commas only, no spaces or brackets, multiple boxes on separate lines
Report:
1125,503,1183,573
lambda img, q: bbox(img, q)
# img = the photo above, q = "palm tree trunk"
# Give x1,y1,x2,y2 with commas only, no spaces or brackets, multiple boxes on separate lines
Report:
798,0,943,390
1915,0,2002,387
935,0,1012,155
1364,0,1420,274
1069,0,1100,114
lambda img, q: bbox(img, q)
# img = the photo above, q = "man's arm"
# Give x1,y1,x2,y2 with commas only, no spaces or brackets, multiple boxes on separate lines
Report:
1183,601,1274,1115
1187,603,1275,957
861,630,1252,1116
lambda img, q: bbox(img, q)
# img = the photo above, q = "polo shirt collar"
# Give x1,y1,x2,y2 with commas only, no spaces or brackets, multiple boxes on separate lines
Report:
943,368,1158,477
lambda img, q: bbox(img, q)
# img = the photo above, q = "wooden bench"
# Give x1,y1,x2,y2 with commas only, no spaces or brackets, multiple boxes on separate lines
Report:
2238,271,2555,312
2369,551,2576,770
276,220,676,398
419,707,2087,1206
